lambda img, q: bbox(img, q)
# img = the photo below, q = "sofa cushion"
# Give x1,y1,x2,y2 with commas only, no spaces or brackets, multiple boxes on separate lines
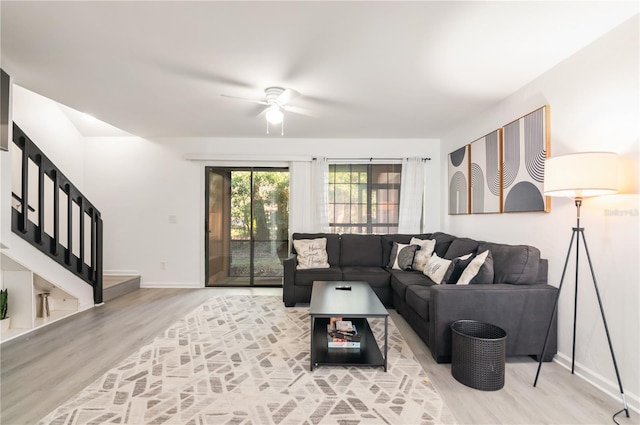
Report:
293,238,330,269
390,270,434,300
478,242,540,284
405,285,431,321
430,232,457,257
293,233,341,266
387,243,419,270
444,237,480,259
340,234,383,267
294,267,343,286
382,233,432,265
341,266,391,287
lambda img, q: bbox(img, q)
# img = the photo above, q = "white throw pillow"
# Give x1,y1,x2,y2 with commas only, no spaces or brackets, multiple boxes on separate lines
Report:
424,252,472,284
423,253,452,284
293,238,330,270
410,237,436,271
456,250,493,285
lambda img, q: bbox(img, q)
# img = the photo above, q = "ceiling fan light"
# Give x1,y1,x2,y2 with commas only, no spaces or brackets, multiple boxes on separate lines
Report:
266,106,284,124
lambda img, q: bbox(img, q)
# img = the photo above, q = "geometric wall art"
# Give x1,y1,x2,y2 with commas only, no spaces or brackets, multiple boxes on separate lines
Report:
502,105,550,213
448,145,470,215
470,129,503,214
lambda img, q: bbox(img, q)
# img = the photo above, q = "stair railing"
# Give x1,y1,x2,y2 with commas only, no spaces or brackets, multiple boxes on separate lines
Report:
10,123,103,304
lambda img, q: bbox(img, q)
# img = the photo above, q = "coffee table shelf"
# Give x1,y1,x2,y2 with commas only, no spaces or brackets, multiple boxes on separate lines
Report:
309,281,388,371
311,317,385,369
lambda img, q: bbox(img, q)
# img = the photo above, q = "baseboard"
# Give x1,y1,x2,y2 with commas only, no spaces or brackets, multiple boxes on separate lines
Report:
554,352,639,414
103,269,140,276
140,282,202,289
79,301,95,311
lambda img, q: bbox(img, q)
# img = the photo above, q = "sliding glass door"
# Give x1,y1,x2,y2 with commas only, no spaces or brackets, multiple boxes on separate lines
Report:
205,167,289,286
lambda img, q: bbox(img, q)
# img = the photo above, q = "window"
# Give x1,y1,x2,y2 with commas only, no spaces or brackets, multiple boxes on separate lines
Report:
328,163,401,234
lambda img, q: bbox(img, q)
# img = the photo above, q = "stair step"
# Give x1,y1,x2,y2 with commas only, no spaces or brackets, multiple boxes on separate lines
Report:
103,275,140,302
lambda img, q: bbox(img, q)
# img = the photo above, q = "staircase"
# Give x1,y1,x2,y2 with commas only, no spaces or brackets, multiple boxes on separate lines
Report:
10,123,103,304
1,116,142,344
103,275,141,302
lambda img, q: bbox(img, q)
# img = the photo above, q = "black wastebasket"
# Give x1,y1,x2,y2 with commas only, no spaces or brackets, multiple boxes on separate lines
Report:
451,320,507,391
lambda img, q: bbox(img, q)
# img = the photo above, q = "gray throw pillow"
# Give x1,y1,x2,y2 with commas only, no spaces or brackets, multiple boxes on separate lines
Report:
388,242,419,271
445,254,476,284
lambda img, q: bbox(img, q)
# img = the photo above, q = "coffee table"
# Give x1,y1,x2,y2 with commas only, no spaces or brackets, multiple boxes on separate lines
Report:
309,280,389,371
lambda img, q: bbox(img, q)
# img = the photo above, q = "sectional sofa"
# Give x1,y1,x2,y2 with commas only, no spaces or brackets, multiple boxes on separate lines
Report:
283,232,558,363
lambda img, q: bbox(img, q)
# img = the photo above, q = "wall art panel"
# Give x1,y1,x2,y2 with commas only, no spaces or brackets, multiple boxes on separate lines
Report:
448,145,470,215
470,129,502,213
502,106,550,213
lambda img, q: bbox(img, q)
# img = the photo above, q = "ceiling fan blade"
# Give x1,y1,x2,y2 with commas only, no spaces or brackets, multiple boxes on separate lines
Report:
256,107,268,118
304,94,353,109
152,59,255,89
220,94,268,105
282,105,315,117
276,88,299,106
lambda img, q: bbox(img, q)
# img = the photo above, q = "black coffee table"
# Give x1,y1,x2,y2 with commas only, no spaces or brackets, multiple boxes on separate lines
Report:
309,280,389,371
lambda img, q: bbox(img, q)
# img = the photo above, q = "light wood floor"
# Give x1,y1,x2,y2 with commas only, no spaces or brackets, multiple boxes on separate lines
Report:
0,287,636,425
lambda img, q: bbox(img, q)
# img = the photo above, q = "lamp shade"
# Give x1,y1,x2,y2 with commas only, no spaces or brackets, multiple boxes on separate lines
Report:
265,106,284,124
544,152,619,198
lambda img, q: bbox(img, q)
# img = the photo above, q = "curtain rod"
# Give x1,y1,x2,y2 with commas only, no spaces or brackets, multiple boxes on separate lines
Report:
313,157,431,161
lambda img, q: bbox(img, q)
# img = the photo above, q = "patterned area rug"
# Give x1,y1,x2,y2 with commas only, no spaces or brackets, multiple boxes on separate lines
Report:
39,296,455,425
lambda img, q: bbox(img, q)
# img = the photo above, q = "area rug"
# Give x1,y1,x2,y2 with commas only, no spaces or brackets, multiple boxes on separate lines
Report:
39,296,455,425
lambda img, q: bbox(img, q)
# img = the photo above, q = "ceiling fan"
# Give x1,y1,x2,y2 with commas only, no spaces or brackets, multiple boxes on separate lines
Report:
221,86,312,135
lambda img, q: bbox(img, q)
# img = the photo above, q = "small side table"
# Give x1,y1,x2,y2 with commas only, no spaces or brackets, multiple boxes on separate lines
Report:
451,320,506,391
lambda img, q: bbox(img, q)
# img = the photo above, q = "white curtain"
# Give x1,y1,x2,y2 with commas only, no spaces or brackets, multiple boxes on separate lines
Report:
289,161,312,233
398,157,427,233
311,157,329,232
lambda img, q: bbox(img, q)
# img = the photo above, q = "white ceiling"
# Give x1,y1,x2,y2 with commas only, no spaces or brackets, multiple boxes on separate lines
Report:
1,1,637,139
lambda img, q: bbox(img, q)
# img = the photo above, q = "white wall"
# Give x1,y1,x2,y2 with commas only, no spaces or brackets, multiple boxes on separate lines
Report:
83,136,203,287
10,86,86,186
84,136,440,287
0,87,94,310
441,16,639,411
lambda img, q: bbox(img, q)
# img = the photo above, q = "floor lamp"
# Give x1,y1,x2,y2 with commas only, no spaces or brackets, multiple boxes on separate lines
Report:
533,152,629,420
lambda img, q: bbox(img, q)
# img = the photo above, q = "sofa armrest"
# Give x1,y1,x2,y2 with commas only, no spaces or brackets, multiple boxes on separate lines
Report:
535,259,548,284
428,283,558,363
283,255,298,307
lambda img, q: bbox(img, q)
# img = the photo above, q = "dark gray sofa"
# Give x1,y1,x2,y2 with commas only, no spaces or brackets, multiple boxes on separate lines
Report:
283,231,558,364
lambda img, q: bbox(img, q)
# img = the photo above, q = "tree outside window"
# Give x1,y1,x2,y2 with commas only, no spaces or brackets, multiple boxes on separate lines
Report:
328,164,401,234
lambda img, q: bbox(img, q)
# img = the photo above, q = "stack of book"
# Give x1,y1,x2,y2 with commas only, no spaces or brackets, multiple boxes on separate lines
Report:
327,318,361,349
